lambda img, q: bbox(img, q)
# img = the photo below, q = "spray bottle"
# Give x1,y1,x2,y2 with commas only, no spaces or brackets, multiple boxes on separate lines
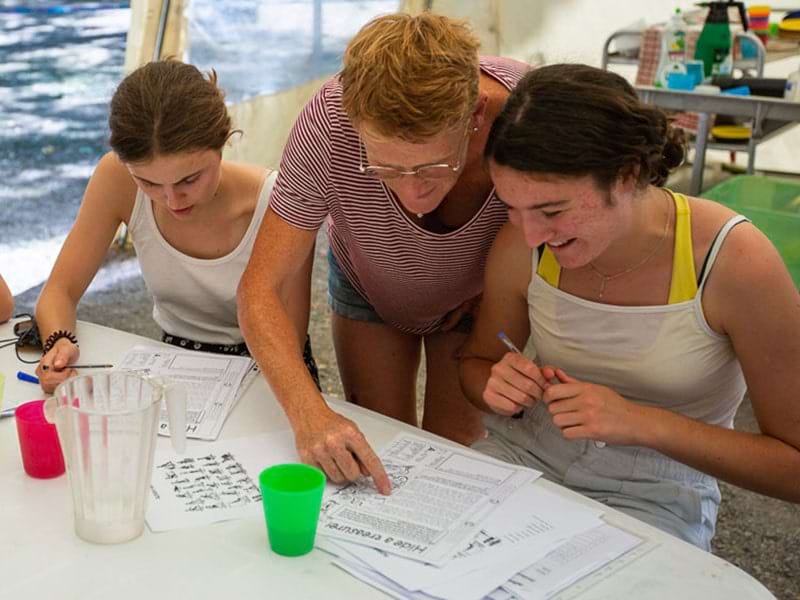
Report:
694,1,748,78
656,8,687,86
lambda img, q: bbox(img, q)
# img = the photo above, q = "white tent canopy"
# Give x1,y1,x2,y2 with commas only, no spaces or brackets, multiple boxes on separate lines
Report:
124,0,799,173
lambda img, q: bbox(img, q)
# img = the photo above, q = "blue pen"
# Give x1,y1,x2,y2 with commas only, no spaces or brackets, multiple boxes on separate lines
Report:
496,332,526,419
17,371,39,385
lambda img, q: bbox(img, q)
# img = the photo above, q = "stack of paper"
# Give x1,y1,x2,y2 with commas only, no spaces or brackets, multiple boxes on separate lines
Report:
119,344,258,440
316,434,645,600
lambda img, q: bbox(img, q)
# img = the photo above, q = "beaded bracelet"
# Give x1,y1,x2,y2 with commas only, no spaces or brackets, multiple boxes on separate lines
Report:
43,329,79,354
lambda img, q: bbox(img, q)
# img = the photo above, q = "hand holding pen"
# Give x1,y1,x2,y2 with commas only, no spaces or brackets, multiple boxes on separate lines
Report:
488,331,551,419
34,338,110,394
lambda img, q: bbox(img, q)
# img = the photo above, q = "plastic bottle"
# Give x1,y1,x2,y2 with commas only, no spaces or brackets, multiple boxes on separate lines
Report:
657,8,687,87
785,63,800,102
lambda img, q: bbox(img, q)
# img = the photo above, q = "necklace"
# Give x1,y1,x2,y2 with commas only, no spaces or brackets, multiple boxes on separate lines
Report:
587,193,671,299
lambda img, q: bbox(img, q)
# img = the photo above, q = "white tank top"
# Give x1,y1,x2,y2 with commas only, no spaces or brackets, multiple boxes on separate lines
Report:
128,170,275,345
527,216,747,428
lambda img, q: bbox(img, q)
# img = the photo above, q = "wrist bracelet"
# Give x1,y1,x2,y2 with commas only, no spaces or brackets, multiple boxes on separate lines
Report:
43,330,79,354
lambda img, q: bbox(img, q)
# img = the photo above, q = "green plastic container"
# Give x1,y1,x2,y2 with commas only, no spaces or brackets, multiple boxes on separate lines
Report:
259,463,325,557
701,175,800,288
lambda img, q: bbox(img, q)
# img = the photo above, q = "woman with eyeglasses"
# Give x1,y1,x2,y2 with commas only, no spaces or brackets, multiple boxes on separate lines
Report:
33,60,319,393
239,12,527,493
0,275,13,323
459,64,800,548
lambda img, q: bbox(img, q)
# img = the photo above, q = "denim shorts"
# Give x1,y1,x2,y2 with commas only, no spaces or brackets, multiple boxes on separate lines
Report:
327,248,473,333
327,247,384,324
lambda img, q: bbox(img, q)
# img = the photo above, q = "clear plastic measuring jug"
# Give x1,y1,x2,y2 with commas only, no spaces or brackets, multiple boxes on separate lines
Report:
47,371,186,543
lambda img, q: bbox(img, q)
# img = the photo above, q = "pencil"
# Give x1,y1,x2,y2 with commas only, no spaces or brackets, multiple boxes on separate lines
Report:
41,363,113,371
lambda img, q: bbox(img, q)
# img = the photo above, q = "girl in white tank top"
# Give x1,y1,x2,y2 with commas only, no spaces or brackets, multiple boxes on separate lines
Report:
462,64,800,548
34,60,317,393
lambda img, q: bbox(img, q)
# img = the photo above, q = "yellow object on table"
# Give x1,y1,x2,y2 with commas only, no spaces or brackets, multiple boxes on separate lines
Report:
711,125,751,141
778,18,800,39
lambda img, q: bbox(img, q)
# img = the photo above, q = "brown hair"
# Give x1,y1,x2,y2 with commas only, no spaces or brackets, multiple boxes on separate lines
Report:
109,59,235,163
340,12,481,141
485,64,685,189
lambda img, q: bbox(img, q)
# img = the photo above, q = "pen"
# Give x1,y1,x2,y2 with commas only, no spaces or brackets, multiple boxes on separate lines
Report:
496,332,525,419
0,407,15,419
497,331,522,354
17,371,39,385
41,363,113,371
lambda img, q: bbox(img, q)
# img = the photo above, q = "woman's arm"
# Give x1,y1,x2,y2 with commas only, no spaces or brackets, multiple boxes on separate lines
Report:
0,275,13,323
459,222,549,415
238,209,391,494
35,152,135,391
651,222,800,501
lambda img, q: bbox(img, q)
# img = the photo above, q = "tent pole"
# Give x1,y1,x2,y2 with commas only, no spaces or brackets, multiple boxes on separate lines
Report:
153,0,171,60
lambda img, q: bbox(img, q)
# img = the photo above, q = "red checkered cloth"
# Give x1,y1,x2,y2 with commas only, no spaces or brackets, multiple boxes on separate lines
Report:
634,15,747,133
636,26,705,132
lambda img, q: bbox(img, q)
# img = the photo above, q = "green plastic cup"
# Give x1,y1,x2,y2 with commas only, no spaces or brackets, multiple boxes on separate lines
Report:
259,463,326,557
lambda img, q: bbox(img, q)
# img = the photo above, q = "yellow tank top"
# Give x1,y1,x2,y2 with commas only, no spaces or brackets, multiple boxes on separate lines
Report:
537,191,698,303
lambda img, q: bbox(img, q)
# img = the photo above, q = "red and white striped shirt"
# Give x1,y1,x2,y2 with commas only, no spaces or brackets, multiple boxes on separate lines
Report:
270,57,528,334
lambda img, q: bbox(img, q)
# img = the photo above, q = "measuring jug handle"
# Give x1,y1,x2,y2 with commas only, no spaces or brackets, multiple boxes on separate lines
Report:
162,382,187,454
43,396,59,424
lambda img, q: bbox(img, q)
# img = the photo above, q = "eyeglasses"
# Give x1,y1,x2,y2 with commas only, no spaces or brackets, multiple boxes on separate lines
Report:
358,124,472,181
0,313,44,364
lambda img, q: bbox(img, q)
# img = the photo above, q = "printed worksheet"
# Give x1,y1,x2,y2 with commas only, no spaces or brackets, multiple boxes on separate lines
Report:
318,433,539,567
318,486,603,600
118,344,256,440
145,431,297,531
501,524,646,600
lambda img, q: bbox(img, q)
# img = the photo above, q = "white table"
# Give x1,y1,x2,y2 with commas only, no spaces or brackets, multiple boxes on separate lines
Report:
0,320,775,599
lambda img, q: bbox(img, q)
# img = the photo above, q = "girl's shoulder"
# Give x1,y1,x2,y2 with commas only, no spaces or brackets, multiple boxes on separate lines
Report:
87,152,139,221
684,194,744,252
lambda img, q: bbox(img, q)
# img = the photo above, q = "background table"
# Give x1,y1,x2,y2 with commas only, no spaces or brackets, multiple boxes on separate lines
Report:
635,86,800,195
0,320,776,599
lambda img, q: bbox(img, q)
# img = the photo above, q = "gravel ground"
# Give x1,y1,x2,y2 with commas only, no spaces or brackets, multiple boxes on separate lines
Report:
3,2,798,598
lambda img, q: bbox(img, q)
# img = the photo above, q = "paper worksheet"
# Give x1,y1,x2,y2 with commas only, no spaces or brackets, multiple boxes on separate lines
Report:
145,430,298,532
319,486,604,600
501,524,646,600
317,433,539,567
118,344,256,440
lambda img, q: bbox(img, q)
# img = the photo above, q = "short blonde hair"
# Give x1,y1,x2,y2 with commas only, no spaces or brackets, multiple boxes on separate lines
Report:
341,12,481,141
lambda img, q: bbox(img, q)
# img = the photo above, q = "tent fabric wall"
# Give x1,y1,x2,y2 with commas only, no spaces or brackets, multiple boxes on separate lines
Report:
223,76,330,169
122,0,799,174
124,0,187,73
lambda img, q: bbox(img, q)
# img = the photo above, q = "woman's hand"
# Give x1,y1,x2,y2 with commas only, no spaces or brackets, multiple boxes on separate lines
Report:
294,407,392,495
483,352,550,416
36,338,80,393
540,366,648,446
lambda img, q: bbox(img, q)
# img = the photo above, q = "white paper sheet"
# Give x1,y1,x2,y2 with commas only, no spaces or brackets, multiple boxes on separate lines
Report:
501,524,644,600
320,487,603,600
318,433,539,567
319,483,603,599
118,344,255,440
145,431,297,531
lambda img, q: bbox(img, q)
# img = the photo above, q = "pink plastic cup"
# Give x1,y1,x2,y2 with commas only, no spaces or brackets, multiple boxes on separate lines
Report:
15,399,65,478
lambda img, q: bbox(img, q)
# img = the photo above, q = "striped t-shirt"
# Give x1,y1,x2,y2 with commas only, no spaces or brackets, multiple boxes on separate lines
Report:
270,56,528,334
